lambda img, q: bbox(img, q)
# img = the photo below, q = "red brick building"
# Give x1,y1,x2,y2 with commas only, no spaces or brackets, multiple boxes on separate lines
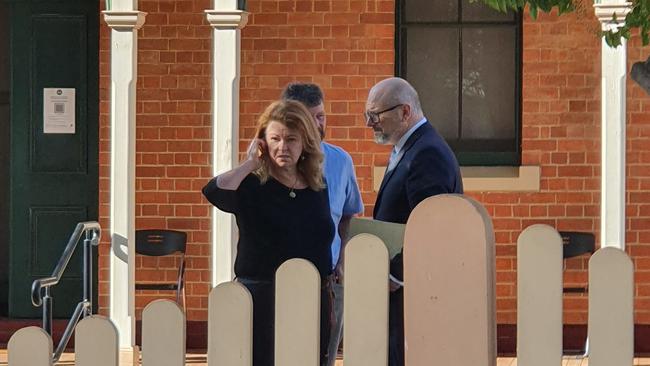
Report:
1,0,649,352
100,0,650,337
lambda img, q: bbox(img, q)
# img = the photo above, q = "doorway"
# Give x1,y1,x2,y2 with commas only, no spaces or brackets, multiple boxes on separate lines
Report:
7,0,99,318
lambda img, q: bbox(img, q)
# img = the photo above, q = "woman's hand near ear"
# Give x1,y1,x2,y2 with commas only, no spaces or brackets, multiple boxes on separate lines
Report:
215,138,265,190
246,138,266,169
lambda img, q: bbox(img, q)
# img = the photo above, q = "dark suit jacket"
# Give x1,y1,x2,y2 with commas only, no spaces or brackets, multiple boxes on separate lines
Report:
373,121,463,281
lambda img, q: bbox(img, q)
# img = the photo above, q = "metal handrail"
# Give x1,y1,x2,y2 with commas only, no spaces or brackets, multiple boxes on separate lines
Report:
30,221,101,363
31,222,101,306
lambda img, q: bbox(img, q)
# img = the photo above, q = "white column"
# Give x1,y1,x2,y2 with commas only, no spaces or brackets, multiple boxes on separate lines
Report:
205,2,248,286
102,8,146,357
594,1,631,250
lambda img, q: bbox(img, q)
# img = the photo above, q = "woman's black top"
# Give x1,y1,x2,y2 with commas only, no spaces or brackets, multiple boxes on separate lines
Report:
202,173,334,280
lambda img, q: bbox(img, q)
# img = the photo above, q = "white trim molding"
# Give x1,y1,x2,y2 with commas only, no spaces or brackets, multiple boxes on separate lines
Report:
102,11,146,31
205,10,249,29
372,166,541,193
460,166,541,192
594,3,632,29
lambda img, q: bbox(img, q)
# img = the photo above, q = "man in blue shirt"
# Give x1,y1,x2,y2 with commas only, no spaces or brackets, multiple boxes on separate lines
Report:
282,82,364,366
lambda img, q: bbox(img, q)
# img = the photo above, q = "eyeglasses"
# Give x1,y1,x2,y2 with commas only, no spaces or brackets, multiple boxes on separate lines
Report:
364,104,404,124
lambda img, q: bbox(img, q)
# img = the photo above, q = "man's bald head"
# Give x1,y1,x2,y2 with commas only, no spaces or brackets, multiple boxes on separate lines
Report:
368,77,424,123
365,77,426,145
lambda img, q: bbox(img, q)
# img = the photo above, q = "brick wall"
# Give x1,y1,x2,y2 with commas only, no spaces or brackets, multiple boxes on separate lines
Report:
479,8,604,324
98,0,650,325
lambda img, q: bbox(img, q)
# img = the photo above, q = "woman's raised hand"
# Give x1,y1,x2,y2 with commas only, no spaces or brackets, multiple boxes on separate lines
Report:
246,138,266,168
214,138,266,190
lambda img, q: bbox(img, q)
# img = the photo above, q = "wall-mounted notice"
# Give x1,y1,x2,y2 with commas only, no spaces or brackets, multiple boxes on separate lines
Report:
43,88,75,134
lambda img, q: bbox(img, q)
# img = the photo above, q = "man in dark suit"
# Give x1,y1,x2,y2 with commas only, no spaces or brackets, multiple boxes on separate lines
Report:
366,77,463,366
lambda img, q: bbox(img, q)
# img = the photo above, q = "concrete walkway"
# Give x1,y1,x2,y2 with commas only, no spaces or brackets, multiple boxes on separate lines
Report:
2,350,650,365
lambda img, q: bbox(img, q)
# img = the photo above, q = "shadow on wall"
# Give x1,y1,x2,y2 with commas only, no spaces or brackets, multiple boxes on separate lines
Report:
632,56,650,95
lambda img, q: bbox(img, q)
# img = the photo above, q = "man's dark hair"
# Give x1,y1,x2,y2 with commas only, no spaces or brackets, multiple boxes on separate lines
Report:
281,82,323,108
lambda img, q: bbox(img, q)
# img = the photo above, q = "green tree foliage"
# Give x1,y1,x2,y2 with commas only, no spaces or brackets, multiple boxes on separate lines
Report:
478,0,650,47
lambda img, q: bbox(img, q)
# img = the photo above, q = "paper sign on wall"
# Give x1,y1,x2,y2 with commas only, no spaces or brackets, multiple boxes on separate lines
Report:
43,88,75,134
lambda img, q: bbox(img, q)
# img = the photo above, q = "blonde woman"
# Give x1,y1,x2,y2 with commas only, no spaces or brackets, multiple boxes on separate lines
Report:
202,100,334,366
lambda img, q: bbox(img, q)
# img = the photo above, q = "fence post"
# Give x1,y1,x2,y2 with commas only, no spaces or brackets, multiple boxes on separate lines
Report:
403,194,496,366
75,315,119,366
8,326,53,366
142,299,186,366
344,233,389,366
517,224,563,366
275,258,320,366
588,247,634,366
208,281,253,366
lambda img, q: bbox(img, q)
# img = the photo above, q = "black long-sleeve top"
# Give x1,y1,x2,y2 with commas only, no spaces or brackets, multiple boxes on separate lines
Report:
202,174,334,280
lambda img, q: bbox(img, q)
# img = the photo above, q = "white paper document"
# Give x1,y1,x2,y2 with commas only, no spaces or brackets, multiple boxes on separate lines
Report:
43,88,75,134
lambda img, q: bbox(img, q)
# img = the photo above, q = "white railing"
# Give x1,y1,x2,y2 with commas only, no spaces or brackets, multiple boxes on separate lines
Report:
7,195,635,365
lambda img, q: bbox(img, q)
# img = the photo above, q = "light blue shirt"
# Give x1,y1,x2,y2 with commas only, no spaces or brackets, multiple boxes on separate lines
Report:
322,142,364,269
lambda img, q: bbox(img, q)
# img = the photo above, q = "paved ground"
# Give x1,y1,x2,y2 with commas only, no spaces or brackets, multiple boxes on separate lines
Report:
2,350,650,366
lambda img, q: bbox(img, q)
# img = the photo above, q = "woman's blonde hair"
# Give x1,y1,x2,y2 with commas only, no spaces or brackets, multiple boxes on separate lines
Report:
254,100,325,191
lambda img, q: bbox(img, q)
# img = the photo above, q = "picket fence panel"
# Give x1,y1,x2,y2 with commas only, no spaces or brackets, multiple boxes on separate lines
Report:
142,299,186,366
208,281,253,366
275,258,321,366
6,194,638,365
343,233,389,366
7,326,52,366
404,194,496,366
76,315,119,366
517,224,563,366
589,247,634,366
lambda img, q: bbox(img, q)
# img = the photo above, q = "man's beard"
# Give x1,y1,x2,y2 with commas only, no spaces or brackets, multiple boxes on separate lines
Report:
319,126,325,140
374,131,389,144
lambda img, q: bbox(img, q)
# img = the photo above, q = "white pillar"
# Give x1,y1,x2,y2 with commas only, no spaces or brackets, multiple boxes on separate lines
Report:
205,2,248,286
594,1,631,250
102,8,146,358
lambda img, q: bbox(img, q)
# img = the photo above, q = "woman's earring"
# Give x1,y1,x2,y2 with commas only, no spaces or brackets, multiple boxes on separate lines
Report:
300,155,306,161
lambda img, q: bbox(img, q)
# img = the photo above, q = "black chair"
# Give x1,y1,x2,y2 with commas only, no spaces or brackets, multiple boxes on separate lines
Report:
559,231,595,357
135,229,187,311
560,231,596,294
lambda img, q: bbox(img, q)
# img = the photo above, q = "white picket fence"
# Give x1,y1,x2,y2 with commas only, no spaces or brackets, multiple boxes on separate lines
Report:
7,195,634,365
517,224,633,366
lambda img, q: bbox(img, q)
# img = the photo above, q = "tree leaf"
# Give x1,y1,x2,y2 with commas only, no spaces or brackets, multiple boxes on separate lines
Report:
475,0,650,48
